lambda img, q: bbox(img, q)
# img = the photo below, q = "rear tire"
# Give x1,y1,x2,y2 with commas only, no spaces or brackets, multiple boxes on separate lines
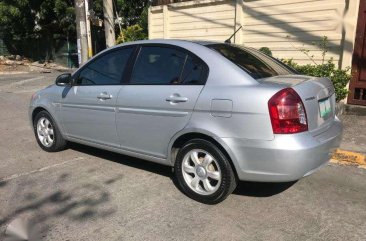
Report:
33,110,67,152
174,139,237,204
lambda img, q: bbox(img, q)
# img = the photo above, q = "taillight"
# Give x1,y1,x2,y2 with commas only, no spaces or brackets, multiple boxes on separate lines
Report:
268,88,308,134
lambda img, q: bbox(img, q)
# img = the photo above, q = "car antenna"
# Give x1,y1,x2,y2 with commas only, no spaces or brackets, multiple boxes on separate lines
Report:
225,25,243,44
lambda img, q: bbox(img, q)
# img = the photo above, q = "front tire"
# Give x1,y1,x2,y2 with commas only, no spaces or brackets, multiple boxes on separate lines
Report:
174,139,237,204
33,110,67,152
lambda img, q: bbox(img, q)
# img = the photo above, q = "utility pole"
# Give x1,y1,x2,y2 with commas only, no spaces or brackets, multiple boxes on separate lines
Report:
103,0,115,48
85,0,93,58
75,0,88,65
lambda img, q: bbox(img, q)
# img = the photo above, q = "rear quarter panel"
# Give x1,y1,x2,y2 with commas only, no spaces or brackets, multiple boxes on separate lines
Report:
188,84,284,140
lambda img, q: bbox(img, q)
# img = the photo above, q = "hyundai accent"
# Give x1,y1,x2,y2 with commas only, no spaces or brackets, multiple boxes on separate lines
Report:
29,40,342,204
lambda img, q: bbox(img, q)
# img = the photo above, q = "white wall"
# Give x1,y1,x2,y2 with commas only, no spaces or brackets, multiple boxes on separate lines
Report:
149,0,360,68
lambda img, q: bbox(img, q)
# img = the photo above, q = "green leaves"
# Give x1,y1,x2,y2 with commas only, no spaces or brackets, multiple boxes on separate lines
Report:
259,47,272,56
280,35,350,102
116,24,147,44
0,0,75,38
282,59,350,102
92,0,149,30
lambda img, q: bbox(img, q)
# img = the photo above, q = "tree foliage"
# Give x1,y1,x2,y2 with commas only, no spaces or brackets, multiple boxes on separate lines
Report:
92,0,149,33
116,24,147,44
0,0,75,38
0,0,75,58
0,0,149,59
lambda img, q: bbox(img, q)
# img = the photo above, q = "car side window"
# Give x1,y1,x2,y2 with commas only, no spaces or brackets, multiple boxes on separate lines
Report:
77,47,133,85
180,55,206,85
130,46,186,85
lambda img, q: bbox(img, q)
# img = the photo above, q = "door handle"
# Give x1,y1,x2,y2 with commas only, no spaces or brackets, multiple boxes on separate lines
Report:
166,95,188,103
97,92,112,100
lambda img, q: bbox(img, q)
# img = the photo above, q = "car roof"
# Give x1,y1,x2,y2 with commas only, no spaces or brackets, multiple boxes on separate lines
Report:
113,39,222,47
114,39,259,52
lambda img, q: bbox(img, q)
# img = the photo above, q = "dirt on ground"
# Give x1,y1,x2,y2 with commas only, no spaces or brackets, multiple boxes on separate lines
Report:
0,55,69,73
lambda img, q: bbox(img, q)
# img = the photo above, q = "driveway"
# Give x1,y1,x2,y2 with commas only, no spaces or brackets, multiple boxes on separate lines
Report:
0,72,365,241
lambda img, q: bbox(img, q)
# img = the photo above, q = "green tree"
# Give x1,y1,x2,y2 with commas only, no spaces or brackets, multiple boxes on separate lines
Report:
0,0,150,59
92,0,149,34
0,0,75,60
117,0,149,28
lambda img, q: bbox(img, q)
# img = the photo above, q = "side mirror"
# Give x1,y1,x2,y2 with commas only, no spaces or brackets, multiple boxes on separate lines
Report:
55,73,72,86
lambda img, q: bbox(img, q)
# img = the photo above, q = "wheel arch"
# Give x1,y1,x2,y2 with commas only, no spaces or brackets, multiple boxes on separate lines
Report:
32,106,49,123
31,105,67,139
168,130,239,179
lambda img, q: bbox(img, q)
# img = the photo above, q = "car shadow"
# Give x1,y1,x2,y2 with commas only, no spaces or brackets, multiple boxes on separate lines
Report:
233,181,297,197
68,143,296,198
68,143,173,178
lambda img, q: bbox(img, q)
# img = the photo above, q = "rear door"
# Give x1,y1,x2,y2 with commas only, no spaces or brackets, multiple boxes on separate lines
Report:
116,45,208,158
60,47,134,147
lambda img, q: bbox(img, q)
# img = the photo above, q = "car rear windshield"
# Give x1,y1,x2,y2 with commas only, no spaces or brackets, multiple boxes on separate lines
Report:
207,44,296,79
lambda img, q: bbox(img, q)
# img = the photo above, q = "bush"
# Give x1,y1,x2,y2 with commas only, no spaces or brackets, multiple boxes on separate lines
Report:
116,24,147,44
282,59,350,102
279,36,350,102
259,47,272,56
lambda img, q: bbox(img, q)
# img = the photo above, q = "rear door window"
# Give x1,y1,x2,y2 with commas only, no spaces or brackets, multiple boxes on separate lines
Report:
130,46,186,85
180,55,207,85
129,45,208,85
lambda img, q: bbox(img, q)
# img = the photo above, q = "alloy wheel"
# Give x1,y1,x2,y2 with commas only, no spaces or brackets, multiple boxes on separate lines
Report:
181,149,222,195
36,117,54,147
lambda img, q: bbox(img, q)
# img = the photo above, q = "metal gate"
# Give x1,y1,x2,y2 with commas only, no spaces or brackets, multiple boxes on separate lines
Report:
348,0,366,105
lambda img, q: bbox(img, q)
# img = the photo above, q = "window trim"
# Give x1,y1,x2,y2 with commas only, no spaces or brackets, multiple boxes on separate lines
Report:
72,45,138,86
125,43,209,86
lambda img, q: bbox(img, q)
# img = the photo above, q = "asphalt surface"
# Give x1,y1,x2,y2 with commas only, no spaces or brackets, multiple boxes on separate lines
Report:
0,72,365,241
339,114,366,154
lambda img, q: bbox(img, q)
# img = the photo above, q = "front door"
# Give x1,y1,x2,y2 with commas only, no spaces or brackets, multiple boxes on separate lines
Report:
60,47,134,147
116,45,208,158
348,1,366,105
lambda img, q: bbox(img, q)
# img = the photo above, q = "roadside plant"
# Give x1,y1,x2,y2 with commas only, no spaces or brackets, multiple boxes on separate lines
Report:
281,36,350,102
259,47,272,56
116,24,147,44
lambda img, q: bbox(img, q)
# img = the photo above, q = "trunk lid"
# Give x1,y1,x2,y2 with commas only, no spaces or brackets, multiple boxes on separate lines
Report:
259,75,336,135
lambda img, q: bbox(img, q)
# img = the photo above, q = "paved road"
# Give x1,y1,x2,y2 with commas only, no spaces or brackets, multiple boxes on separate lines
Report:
0,72,365,241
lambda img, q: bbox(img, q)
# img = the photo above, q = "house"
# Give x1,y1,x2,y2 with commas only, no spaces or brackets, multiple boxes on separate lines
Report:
148,0,366,106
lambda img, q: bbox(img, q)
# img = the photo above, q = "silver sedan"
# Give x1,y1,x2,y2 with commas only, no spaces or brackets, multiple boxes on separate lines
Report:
29,40,342,204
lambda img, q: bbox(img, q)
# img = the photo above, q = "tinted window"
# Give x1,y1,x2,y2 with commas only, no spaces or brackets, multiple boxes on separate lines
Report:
77,47,133,85
208,44,294,79
180,56,206,85
130,46,186,85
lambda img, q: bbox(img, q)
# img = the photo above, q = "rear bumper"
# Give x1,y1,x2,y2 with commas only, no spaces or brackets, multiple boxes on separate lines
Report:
222,118,343,182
